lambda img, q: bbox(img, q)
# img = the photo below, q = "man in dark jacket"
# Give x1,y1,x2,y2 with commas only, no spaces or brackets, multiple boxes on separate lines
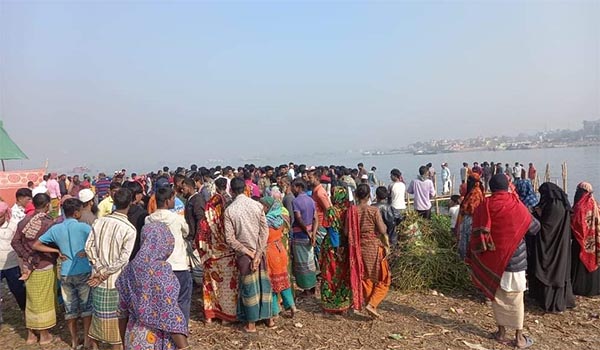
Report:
372,186,401,246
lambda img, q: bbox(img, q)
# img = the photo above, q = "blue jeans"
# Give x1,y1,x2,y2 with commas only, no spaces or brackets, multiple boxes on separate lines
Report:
174,270,192,323
60,273,93,320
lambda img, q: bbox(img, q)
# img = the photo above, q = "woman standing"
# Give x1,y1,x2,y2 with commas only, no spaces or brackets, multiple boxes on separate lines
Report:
320,187,357,313
570,182,600,296
530,182,576,312
355,185,391,318
260,197,297,316
196,178,238,323
116,222,189,349
457,174,484,260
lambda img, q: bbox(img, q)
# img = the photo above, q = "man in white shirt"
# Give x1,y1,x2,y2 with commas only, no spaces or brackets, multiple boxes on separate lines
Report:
11,188,32,224
0,201,26,323
145,187,192,323
388,169,407,212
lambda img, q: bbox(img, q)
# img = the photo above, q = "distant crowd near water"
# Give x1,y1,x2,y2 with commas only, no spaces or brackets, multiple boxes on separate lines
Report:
0,158,598,350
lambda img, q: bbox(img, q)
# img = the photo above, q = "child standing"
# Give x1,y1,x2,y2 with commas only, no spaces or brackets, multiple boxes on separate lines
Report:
449,195,461,233
33,198,93,350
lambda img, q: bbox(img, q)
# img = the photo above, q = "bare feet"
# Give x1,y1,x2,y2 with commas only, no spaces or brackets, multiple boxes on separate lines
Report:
243,322,257,333
290,306,299,318
26,331,38,345
266,318,277,329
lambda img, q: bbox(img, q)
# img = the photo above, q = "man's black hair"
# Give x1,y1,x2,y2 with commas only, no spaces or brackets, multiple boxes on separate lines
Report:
109,182,123,191
33,193,51,209
62,198,83,218
419,166,428,176
215,177,228,191
292,179,307,190
230,178,246,195
113,188,133,210
122,181,143,196
156,187,174,208
182,177,195,188
15,188,33,199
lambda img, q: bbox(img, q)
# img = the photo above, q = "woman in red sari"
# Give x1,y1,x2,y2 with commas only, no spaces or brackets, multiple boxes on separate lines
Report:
571,182,600,296
196,178,237,323
457,173,484,259
355,184,391,319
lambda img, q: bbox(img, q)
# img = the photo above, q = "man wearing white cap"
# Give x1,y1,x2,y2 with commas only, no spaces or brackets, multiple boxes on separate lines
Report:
78,189,97,226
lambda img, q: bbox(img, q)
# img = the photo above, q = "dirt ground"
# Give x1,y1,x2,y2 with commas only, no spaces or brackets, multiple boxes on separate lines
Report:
1,285,599,350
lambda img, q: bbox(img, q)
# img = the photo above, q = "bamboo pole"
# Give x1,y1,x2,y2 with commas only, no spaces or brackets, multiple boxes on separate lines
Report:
450,174,455,195
544,164,550,183
435,196,440,215
1,160,4,172
562,162,568,193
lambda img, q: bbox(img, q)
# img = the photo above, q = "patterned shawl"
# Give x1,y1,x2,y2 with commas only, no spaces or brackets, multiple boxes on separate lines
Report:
23,212,47,239
515,179,538,208
196,194,228,263
469,191,531,300
571,182,600,272
460,175,484,216
327,186,364,310
116,222,188,335
261,196,284,229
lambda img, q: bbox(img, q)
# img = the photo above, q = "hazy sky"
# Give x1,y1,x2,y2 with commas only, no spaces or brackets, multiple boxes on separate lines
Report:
0,1,598,172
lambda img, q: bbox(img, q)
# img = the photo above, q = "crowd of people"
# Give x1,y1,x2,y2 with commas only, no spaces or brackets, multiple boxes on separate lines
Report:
0,160,597,350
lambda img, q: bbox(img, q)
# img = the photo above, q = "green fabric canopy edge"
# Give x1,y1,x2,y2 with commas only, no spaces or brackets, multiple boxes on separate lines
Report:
0,120,28,160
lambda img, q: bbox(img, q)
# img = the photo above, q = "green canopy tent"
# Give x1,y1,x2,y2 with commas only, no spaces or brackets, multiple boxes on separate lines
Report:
0,120,28,171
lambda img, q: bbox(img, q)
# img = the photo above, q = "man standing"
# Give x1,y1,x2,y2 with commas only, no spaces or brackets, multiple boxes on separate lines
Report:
512,162,522,180
11,188,32,224
407,166,436,219
145,187,192,323
11,194,57,345
441,163,451,195
85,188,136,350
388,169,406,213
426,163,436,190
224,178,274,333
357,163,368,177
46,173,61,218
460,163,469,184
58,174,69,197
469,174,539,349
527,163,537,183
94,173,112,201
97,182,122,218
291,179,319,295
308,169,333,251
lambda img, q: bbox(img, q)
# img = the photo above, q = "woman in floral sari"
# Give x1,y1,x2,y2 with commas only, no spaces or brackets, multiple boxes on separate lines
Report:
196,178,238,323
116,222,189,350
320,186,362,313
260,197,297,317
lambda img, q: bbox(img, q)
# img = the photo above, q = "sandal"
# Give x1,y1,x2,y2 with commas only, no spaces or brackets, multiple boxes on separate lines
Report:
514,335,534,349
39,335,56,346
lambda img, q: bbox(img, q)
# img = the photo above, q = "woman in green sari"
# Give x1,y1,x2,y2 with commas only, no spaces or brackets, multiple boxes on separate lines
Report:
320,187,363,313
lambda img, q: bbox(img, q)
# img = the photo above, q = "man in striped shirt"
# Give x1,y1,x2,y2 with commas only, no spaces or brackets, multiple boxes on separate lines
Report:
94,173,112,201
85,188,136,350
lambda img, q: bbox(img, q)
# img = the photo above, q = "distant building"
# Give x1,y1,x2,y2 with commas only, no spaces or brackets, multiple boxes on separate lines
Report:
583,119,600,137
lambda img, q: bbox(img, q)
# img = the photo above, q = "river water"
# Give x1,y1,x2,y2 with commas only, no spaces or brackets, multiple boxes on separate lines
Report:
266,145,600,197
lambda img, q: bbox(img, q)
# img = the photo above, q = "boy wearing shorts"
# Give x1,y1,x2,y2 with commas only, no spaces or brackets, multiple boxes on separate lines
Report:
33,198,93,349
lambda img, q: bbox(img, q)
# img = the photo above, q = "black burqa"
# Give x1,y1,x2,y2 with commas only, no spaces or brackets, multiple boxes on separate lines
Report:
571,187,600,296
529,182,576,312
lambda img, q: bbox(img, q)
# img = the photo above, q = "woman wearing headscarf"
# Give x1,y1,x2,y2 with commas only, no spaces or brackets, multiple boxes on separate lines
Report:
355,184,391,319
260,197,297,317
457,173,485,259
116,222,189,350
196,178,238,324
514,179,538,209
320,186,361,313
529,182,576,312
570,182,600,296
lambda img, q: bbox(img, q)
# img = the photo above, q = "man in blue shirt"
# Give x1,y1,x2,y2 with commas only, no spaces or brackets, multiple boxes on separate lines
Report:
33,198,93,350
